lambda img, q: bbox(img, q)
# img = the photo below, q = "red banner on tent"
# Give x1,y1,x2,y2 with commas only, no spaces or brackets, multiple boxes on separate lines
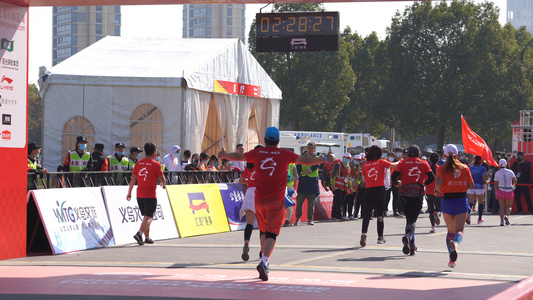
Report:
214,80,261,97
461,116,498,167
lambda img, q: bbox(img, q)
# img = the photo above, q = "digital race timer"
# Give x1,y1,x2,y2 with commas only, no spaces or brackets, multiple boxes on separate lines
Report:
256,12,339,37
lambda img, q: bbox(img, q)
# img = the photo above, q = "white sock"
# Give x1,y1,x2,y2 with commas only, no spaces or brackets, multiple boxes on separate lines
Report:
261,255,269,265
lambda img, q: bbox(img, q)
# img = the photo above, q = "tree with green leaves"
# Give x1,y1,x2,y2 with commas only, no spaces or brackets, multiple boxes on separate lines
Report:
249,4,356,131
385,1,533,151
28,83,42,145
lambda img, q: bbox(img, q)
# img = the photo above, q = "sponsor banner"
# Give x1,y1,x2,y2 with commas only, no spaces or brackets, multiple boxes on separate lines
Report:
0,2,27,148
30,187,114,255
101,186,179,245
214,80,261,97
218,183,247,231
291,180,333,222
166,184,230,238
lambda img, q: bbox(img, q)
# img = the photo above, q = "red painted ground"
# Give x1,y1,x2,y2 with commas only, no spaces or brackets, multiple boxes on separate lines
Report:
0,266,514,299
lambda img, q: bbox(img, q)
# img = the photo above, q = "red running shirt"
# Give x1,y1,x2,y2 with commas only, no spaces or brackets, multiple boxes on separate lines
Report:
241,167,256,188
395,157,432,185
243,147,299,202
133,158,164,198
362,159,392,188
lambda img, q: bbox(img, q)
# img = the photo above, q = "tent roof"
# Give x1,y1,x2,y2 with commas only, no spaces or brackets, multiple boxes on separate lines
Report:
45,36,282,99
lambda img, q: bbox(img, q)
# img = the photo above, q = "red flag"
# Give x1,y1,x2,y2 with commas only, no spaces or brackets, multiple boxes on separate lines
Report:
461,116,498,167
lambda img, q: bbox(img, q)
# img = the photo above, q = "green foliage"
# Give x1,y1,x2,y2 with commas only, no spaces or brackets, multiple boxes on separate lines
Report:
27,83,42,144
250,1,533,152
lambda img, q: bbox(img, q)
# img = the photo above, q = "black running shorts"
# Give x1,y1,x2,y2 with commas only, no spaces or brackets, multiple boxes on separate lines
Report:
137,197,157,218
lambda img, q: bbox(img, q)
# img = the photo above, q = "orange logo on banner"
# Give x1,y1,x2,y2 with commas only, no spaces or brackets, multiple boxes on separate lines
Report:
214,80,261,97
2,130,11,140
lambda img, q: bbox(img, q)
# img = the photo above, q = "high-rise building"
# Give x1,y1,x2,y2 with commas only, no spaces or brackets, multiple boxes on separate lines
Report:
182,4,246,42
52,6,121,66
507,0,533,32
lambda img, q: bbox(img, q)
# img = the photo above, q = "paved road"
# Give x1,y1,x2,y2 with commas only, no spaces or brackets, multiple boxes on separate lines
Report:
1,212,532,299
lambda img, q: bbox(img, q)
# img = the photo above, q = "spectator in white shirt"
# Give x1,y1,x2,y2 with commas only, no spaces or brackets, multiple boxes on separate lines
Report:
161,145,181,183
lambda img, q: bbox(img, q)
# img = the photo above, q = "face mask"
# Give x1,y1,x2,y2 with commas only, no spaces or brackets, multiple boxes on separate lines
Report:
155,157,160,162
343,158,350,164
460,156,465,160
35,153,40,159
116,151,124,156
396,152,402,157
354,161,359,165
382,153,387,158
136,153,141,160
79,144,87,151
388,157,394,162
214,162,220,167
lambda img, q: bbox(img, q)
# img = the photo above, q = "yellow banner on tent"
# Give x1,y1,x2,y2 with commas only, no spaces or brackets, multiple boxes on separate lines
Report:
166,184,230,238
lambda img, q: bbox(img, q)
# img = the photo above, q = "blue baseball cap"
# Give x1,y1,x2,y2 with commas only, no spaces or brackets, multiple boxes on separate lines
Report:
265,127,280,141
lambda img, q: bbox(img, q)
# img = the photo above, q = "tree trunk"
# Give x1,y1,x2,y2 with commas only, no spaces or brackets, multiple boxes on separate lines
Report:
437,123,446,153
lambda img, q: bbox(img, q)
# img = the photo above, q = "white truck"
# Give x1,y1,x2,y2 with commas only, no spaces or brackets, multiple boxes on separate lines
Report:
279,131,345,158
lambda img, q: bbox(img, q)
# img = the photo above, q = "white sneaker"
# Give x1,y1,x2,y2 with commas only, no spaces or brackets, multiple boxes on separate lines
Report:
349,216,356,220
343,216,349,221
429,227,436,233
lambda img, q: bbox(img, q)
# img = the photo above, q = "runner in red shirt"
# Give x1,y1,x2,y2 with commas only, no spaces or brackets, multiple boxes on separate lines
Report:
360,145,397,247
391,145,434,256
127,142,166,246
238,144,263,262
219,127,326,281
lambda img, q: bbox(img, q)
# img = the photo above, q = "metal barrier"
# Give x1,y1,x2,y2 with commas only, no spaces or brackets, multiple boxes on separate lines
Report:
27,170,237,190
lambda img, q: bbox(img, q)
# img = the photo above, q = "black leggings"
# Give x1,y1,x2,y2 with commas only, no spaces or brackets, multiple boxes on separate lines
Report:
362,186,385,236
426,194,441,226
402,196,423,226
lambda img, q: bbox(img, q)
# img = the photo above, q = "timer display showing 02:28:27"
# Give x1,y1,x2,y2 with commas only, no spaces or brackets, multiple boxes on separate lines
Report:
256,12,339,37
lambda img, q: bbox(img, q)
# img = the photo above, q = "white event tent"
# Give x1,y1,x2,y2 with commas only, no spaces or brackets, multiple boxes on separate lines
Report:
38,37,282,171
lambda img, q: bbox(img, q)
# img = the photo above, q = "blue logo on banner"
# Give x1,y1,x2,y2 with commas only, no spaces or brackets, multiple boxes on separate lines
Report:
219,183,246,223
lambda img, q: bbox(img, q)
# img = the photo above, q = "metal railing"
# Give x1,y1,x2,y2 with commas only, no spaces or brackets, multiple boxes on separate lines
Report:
27,170,237,190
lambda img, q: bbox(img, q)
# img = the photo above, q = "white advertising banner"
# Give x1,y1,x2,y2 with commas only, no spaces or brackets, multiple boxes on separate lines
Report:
30,187,114,255
0,2,27,148
101,186,179,245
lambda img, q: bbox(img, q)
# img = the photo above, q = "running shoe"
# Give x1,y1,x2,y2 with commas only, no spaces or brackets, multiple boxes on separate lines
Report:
448,240,458,262
133,232,144,245
402,235,410,255
242,245,250,261
504,215,510,225
429,227,436,233
377,237,387,244
144,237,154,244
433,211,440,226
283,220,290,227
409,245,417,256
349,216,356,220
343,216,349,221
293,219,300,226
308,221,315,225
360,234,367,247
448,260,456,268
500,220,505,226
335,218,343,222
477,218,484,224
466,213,471,225
256,261,269,281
